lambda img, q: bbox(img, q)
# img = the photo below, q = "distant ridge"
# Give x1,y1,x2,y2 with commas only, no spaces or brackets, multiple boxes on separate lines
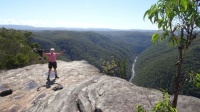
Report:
0,24,157,32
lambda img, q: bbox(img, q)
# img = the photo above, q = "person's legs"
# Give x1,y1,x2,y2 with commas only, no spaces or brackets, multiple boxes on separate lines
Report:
53,62,59,79
47,68,51,80
54,68,59,78
47,62,53,81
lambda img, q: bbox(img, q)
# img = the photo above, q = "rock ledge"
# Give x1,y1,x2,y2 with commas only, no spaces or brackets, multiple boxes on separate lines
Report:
0,60,200,112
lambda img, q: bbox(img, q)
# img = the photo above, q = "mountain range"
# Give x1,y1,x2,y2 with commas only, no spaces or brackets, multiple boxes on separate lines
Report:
0,24,157,32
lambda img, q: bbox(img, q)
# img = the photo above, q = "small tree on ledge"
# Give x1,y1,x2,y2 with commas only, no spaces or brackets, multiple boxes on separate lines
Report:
100,56,127,80
143,0,200,108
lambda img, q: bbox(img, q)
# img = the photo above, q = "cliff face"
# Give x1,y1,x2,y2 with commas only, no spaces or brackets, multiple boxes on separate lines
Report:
0,60,200,112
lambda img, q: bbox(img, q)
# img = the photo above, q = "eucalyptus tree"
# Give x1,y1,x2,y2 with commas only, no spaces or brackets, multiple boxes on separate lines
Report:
143,0,200,108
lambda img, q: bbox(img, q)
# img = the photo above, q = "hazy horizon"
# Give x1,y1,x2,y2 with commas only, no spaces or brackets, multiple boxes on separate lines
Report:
0,24,159,31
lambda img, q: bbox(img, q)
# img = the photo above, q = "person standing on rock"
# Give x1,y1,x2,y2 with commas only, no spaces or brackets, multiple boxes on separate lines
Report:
44,48,65,81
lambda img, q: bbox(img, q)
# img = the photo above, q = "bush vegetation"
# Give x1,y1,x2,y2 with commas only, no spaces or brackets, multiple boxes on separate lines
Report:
0,28,42,69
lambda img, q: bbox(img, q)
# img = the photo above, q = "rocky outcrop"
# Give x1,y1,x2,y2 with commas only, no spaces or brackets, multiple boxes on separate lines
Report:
0,60,200,112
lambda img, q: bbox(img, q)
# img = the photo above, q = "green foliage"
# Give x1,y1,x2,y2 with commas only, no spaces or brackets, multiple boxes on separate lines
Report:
144,0,200,46
117,59,127,79
30,42,41,48
0,28,41,69
101,57,118,76
153,92,177,112
189,72,200,88
6,53,29,68
194,73,200,87
152,33,159,45
101,56,127,80
137,92,177,112
136,105,146,112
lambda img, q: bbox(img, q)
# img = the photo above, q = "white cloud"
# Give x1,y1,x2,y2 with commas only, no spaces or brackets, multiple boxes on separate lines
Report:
0,18,18,25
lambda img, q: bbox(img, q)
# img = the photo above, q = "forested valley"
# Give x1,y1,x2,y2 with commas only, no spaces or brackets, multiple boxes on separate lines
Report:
31,30,153,79
133,37,200,98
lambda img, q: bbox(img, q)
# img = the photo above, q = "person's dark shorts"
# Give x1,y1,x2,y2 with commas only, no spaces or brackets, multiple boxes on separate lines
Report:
48,62,57,69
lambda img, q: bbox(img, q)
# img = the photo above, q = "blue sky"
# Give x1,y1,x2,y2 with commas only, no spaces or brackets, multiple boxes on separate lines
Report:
0,0,158,30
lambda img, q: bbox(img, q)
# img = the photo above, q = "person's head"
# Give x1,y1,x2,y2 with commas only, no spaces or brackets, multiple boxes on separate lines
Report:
50,48,55,53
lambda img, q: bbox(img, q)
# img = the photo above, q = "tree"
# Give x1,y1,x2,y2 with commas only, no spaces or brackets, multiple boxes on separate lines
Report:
100,56,127,80
144,0,200,108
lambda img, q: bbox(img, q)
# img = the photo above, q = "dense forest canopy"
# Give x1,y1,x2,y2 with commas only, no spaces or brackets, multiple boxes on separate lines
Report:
133,37,200,98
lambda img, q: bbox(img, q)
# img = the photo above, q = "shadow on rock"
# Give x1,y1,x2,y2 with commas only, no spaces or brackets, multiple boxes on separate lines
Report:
37,79,63,91
46,79,56,88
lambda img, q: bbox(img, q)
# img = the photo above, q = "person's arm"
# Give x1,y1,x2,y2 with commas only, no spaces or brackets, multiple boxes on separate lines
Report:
60,50,65,54
57,50,65,56
43,51,48,56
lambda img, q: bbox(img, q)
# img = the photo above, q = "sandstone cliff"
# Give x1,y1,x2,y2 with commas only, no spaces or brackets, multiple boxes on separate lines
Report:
0,60,200,112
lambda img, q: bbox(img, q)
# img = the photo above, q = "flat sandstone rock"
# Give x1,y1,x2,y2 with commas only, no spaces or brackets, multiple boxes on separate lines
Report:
0,60,200,112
